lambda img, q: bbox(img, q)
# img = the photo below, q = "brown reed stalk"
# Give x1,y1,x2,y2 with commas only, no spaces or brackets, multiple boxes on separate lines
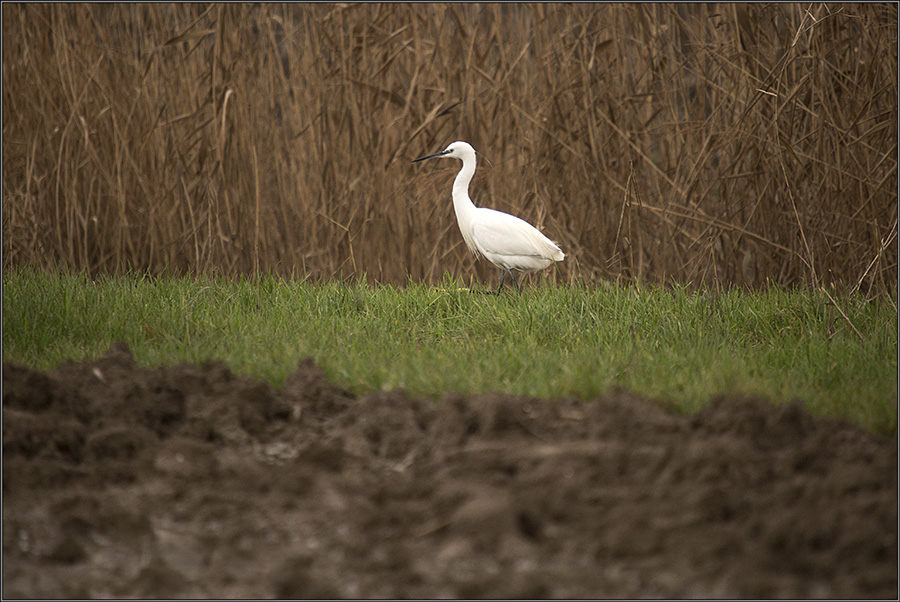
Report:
2,4,896,296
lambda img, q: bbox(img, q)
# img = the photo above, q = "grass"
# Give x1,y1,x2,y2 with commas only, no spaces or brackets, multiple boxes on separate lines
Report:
3,268,897,435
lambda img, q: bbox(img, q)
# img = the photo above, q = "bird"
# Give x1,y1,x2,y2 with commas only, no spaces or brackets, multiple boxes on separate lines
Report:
412,141,564,292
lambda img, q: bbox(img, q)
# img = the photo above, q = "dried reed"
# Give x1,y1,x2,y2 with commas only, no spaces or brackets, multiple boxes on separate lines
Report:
3,4,896,296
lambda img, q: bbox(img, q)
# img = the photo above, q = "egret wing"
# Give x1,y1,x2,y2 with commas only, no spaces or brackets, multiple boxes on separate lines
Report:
471,209,562,260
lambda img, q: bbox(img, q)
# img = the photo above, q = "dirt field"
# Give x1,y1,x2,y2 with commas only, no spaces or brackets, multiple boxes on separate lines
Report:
3,342,897,598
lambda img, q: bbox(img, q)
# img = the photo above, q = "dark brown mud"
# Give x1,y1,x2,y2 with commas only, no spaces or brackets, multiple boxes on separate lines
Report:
3,342,896,598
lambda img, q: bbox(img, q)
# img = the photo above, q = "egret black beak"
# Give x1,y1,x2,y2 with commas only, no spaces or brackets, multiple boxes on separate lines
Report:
412,149,450,162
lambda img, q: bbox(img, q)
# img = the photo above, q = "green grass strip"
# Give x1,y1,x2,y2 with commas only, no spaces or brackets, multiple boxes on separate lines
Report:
3,268,897,435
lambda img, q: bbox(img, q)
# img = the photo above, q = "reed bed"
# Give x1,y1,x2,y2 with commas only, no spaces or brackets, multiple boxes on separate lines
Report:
3,4,897,296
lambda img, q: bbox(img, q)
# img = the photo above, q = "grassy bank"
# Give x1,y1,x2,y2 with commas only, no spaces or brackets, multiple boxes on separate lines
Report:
3,268,897,434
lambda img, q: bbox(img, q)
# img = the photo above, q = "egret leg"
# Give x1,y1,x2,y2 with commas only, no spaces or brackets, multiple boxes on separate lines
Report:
509,269,521,293
495,269,507,294
495,268,520,294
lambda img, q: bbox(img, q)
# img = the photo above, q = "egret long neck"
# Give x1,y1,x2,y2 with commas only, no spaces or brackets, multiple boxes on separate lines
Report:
451,154,478,214
449,153,480,255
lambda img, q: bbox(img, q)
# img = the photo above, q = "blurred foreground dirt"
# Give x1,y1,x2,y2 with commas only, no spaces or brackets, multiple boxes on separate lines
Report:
3,343,897,598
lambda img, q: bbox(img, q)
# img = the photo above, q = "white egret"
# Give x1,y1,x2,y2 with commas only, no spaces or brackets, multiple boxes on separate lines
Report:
413,141,564,292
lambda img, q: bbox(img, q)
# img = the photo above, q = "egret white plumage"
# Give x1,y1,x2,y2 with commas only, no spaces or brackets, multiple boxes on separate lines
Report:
413,141,564,292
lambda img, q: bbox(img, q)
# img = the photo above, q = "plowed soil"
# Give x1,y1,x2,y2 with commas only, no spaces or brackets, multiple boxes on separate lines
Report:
3,342,897,598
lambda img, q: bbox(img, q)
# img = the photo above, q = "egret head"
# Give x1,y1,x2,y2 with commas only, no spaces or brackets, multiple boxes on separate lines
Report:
412,141,475,163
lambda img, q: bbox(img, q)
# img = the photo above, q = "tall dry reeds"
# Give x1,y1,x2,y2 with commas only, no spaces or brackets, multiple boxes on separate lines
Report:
3,4,897,296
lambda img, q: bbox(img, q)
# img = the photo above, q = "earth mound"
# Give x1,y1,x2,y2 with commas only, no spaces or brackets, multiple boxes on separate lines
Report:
3,342,896,598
